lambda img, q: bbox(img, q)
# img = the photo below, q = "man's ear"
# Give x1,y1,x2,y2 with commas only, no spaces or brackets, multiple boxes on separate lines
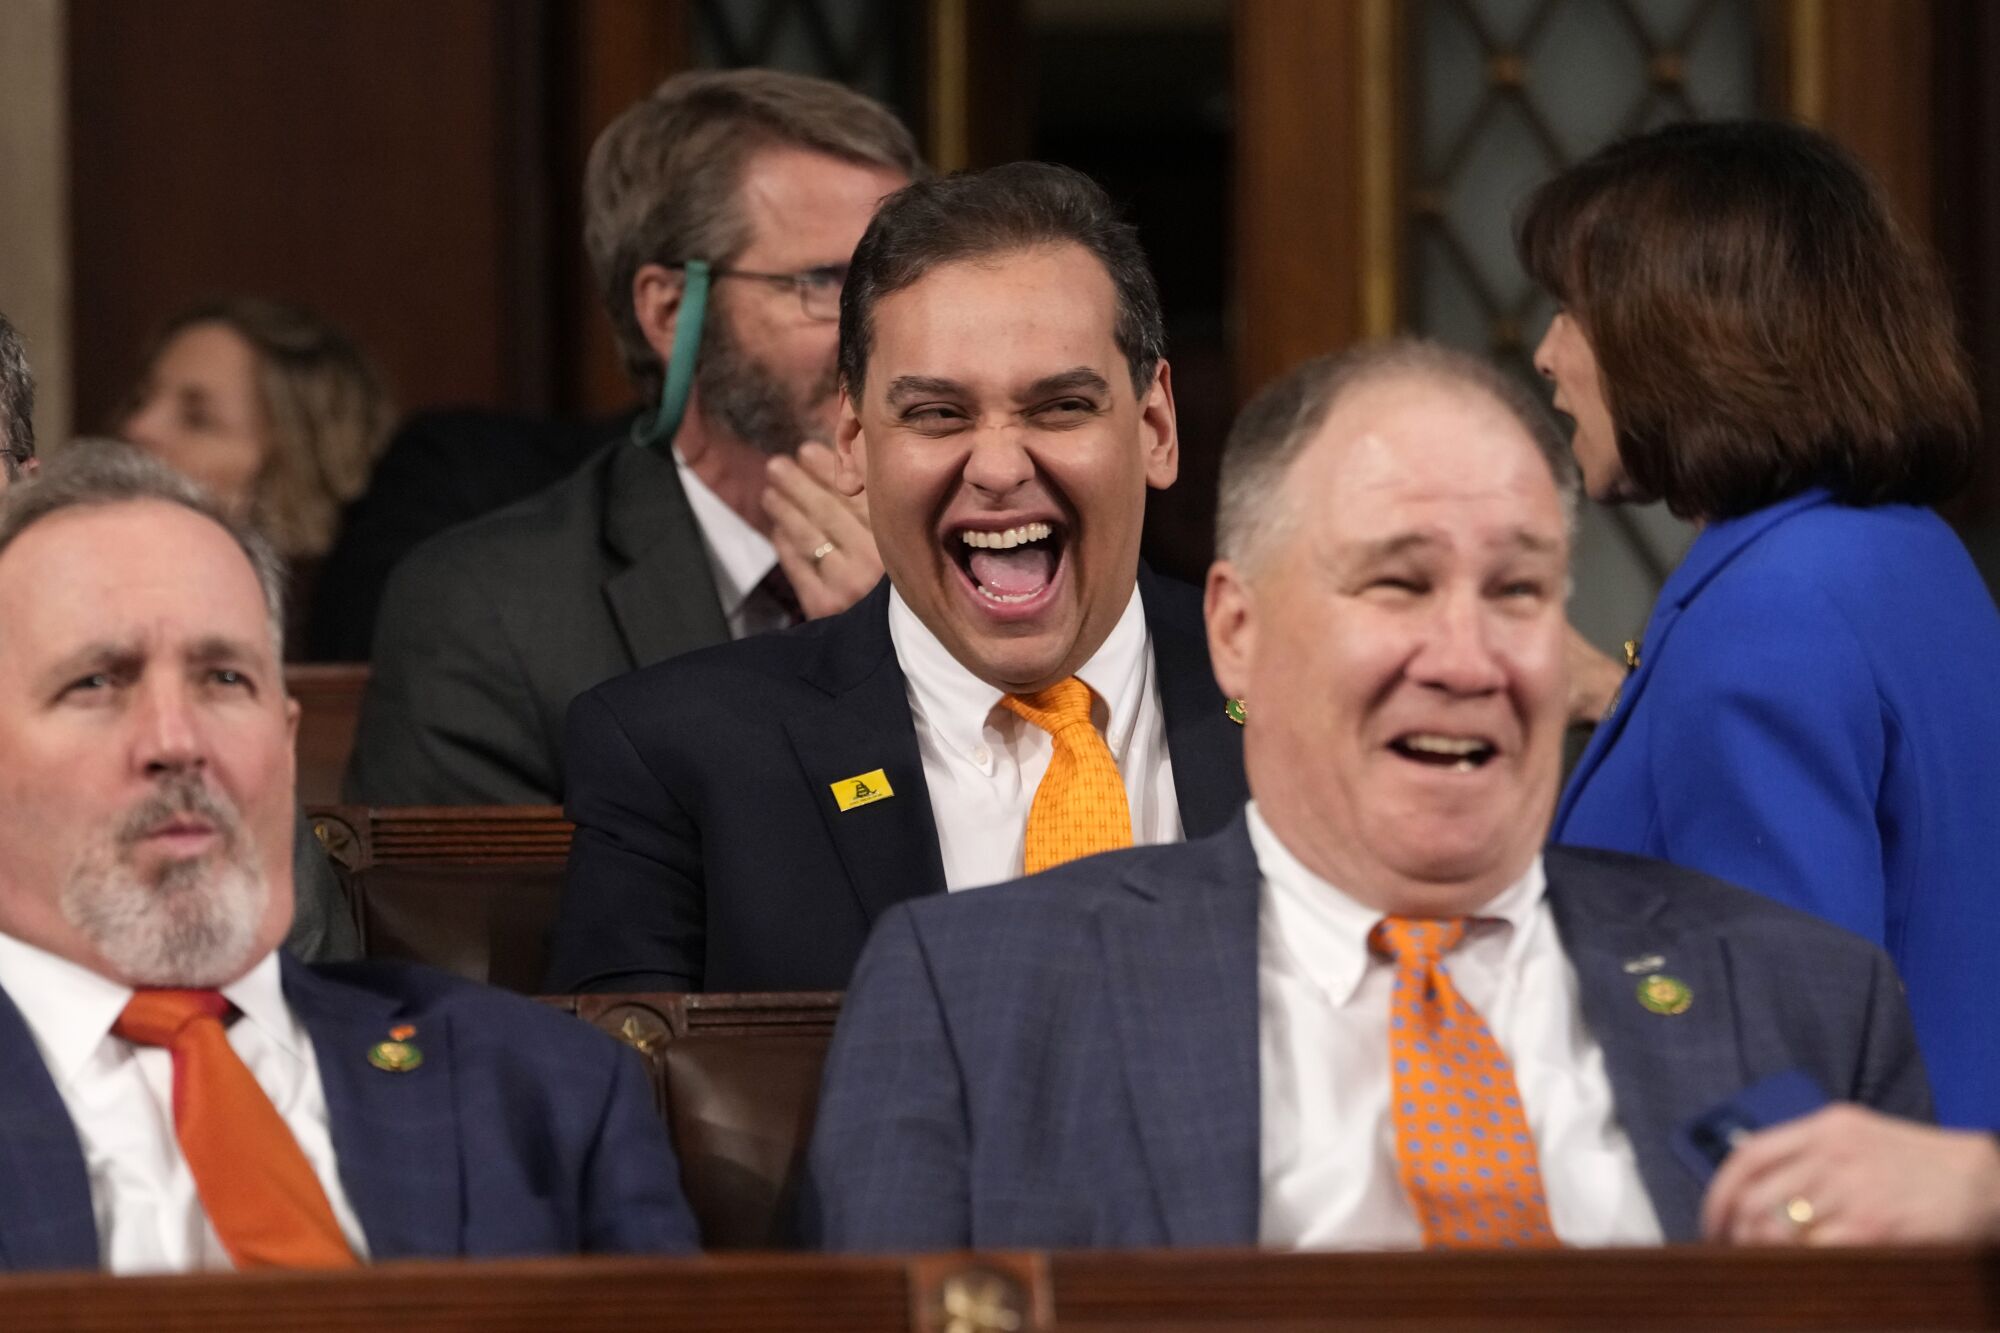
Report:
631,263,688,367
833,384,866,498
1204,557,1256,702
1140,360,1180,491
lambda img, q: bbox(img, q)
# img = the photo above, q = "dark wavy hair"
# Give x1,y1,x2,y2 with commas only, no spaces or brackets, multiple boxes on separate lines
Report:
839,161,1166,398
1517,119,1978,520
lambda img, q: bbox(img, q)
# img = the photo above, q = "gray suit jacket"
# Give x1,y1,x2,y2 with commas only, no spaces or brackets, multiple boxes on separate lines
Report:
805,816,1931,1251
345,438,727,805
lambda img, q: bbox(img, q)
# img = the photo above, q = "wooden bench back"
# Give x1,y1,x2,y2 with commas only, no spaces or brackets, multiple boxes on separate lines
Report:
308,804,572,991
288,664,371,804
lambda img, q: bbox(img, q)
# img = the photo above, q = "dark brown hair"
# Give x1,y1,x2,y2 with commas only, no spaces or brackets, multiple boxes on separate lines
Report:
1517,119,1977,520
838,161,1166,398
0,310,33,477
585,69,924,402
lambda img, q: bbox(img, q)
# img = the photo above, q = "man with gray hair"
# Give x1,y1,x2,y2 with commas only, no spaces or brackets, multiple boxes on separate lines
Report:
0,301,351,961
806,339,1928,1252
349,69,921,804
0,443,695,1272
0,310,38,488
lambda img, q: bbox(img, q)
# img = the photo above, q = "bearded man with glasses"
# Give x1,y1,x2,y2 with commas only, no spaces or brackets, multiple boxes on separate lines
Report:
348,70,921,806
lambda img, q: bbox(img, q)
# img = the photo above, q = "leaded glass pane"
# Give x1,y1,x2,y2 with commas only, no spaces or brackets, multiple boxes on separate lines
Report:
1408,0,1762,642
691,0,908,114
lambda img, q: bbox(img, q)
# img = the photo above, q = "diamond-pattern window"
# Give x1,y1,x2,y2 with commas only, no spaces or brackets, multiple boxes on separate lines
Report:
1408,0,1761,643
692,0,913,116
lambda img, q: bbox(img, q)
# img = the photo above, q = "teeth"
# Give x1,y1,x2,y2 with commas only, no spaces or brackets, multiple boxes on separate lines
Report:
1403,734,1489,757
974,586,1039,605
960,522,1053,550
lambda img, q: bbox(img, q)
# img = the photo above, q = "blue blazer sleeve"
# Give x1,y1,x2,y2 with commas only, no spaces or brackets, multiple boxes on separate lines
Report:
579,1037,704,1254
1641,570,1888,945
802,905,972,1251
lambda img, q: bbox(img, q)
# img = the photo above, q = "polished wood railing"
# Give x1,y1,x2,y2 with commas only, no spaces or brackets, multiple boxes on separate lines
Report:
0,1246,1990,1331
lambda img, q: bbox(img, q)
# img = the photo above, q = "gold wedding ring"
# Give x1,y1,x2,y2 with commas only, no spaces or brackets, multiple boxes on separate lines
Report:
810,540,837,565
1783,1195,1817,1232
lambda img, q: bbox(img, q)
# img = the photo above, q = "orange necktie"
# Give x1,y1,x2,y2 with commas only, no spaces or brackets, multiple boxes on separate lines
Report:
1001,677,1133,874
114,989,358,1270
1370,917,1558,1249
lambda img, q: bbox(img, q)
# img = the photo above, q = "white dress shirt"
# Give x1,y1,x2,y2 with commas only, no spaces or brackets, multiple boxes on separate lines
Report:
0,935,370,1273
1249,803,1662,1249
674,450,789,639
889,584,1183,890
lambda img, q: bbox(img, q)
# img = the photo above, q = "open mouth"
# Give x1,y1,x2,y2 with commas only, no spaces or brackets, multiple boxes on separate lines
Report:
1388,733,1498,773
950,520,1066,607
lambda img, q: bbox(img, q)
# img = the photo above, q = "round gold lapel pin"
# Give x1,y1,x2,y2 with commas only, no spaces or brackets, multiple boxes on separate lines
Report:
368,1039,424,1073
1636,973,1693,1016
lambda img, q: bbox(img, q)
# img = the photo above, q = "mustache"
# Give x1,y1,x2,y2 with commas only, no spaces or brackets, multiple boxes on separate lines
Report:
116,775,241,852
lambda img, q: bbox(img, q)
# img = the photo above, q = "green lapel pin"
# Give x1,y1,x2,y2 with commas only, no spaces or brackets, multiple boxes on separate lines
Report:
1636,973,1692,1016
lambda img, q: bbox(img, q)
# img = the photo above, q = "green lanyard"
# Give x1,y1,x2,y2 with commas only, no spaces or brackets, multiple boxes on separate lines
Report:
635,259,710,450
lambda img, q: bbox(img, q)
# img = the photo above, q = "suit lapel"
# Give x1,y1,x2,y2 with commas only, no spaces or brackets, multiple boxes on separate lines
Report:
1545,850,1748,1241
1553,489,1835,834
0,984,97,1270
1140,567,1248,837
283,958,464,1261
782,584,948,924
600,441,730,668
1098,819,1261,1246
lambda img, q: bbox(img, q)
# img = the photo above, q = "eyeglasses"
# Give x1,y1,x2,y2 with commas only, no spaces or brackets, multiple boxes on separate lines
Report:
678,262,847,321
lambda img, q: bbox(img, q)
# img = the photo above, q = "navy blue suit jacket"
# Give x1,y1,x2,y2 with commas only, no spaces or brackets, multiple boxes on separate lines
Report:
1555,490,2000,1128
0,956,699,1271
545,569,1248,994
804,817,1931,1251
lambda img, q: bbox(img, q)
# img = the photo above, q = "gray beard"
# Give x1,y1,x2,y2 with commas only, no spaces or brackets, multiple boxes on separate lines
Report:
59,775,268,987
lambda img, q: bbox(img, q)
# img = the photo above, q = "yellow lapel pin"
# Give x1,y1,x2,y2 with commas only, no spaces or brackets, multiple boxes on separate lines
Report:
831,768,894,812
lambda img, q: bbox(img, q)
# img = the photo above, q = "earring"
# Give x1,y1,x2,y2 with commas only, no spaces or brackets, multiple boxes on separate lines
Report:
1224,697,1247,726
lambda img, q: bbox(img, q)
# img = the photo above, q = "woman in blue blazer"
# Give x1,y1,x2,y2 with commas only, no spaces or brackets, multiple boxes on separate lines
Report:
1519,120,1998,1129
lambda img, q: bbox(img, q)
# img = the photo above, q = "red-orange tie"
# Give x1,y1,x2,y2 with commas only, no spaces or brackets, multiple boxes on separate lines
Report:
1001,678,1134,874
114,989,358,1269
1370,917,1558,1249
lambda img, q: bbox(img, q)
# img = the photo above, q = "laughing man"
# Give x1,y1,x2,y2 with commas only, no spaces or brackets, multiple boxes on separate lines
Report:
543,162,1248,993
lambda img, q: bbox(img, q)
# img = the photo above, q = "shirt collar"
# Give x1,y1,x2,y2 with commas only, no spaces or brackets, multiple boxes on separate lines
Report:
1248,801,1547,1007
0,933,293,1088
888,582,1151,762
221,950,304,1061
673,449,777,617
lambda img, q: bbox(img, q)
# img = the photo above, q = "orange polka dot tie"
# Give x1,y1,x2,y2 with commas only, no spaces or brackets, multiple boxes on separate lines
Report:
1369,917,1558,1249
115,990,358,1269
1001,677,1133,874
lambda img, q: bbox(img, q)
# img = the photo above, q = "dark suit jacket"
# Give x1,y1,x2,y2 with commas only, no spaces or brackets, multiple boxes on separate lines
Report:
346,436,728,805
306,408,623,662
544,570,1248,994
0,955,699,1270
804,818,1932,1251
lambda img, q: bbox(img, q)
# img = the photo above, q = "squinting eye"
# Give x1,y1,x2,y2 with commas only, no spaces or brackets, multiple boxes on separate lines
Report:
804,267,845,293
